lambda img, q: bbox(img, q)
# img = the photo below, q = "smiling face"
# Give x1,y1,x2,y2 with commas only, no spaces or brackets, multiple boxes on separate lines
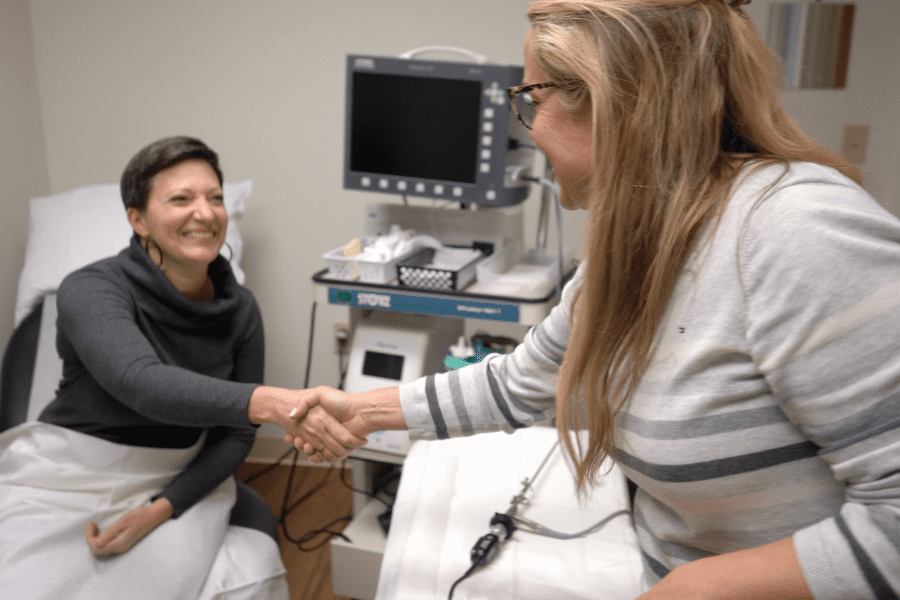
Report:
127,158,227,279
523,32,594,210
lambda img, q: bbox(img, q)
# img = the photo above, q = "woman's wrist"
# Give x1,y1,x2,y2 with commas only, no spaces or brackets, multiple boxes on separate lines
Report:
247,385,285,425
354,386,407,433
150,497,175,522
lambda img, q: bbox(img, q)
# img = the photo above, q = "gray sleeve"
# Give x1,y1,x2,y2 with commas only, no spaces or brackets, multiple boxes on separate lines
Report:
56,270,256,429
399,262,580,439
741,170,900,600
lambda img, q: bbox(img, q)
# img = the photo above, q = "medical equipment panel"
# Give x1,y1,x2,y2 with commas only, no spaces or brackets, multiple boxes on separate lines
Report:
344,311,463,459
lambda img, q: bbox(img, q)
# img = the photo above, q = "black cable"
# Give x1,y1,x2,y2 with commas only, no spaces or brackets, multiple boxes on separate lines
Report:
241,448,356,552
336,457,396,510
337,346,348,390
303,300,317,389
293,515,353,551
240,447,296,485
448,561,481,600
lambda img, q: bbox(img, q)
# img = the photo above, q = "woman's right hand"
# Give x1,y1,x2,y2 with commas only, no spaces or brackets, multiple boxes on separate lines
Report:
282,385,407,462
247,385,368,461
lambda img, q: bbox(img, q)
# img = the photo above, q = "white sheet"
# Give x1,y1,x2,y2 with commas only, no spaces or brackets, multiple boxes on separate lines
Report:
26,293,62,422
377,427,644,600
0,422,287,600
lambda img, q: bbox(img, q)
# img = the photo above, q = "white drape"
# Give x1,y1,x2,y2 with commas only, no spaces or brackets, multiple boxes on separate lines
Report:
0,422,288,600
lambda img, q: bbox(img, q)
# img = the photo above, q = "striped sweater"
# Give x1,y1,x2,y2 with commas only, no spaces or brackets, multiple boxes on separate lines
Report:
399,162,900,599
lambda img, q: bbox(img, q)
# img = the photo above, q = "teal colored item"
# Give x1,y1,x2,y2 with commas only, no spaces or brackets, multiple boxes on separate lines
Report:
444,340,497,370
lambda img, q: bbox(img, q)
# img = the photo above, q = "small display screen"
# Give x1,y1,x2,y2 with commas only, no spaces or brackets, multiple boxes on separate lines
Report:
362,350,405,381
349,72,482,184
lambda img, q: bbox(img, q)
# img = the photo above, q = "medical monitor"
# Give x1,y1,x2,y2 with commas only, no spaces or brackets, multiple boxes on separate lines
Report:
343,54,533,207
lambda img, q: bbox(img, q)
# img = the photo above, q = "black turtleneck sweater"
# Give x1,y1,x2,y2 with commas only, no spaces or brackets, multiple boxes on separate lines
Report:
39,236,264,517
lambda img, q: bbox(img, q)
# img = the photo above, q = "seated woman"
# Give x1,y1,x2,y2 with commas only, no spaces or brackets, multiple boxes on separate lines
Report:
0,136,359,599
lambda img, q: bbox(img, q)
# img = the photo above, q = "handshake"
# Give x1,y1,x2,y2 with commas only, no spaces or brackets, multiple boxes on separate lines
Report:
248,384,406,462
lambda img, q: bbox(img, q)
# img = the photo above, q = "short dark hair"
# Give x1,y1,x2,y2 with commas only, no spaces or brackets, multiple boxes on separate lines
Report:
120,136,223,211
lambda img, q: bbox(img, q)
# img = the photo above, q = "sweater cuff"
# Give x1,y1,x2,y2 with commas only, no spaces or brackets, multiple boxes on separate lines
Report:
398,379,440,441
793,520,864,600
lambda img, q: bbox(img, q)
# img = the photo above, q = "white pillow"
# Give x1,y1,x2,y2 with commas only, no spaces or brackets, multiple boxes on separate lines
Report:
14,180,251,326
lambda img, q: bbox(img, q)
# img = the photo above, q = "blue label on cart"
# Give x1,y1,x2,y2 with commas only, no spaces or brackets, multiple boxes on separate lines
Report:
328,288,520,322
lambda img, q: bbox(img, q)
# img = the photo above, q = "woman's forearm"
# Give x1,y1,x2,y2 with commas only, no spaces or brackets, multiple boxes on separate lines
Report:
351,386,407,435
640,537,813,600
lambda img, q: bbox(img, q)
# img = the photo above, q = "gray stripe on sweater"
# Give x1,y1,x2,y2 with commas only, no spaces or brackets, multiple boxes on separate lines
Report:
835,513,897,600
447,369,474,436
617,441,819,482
485,365,529,428
424,376,449,439
871,505,900,554
620,405,789,439
811,390,900,454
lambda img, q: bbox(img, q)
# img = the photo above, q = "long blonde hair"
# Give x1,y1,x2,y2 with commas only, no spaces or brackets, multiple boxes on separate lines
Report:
528,0,860,490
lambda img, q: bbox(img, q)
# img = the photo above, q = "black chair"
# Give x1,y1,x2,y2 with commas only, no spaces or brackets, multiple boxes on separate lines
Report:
0,296,279,542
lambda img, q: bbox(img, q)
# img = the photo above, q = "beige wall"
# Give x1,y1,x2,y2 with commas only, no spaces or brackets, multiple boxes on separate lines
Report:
0,0,49,348
3,1,899,436
744,0,900,214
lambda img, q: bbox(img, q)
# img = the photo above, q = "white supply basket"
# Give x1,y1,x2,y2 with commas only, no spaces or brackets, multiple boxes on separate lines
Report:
323,244,418,284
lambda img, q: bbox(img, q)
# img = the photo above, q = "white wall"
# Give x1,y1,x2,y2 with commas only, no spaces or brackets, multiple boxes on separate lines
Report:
744,0,900,214
3,0,898,409
0,0,49,348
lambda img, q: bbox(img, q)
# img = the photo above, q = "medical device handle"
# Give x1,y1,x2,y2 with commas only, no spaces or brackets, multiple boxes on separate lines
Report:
398,46,489,64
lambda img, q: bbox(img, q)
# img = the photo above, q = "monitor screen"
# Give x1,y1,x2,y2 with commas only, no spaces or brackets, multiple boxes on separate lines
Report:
362,350,405,381
349,72,482,184
343,54,532,207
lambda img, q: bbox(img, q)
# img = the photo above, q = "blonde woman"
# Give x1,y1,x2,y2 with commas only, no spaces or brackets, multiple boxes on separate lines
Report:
289,1,900,598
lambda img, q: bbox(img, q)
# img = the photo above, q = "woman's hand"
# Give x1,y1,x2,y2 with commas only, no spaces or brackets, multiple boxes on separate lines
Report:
247,385,367,461
85,497,174,556
284,385,406,463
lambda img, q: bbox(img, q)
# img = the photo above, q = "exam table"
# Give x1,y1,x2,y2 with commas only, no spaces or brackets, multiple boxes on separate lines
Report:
373,427,645,600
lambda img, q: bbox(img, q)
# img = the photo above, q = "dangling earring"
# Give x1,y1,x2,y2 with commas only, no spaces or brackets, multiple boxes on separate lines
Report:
221,241,234,262
143,238,164,267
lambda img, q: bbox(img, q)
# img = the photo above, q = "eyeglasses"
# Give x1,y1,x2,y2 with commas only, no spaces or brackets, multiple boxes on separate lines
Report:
507,80,579,130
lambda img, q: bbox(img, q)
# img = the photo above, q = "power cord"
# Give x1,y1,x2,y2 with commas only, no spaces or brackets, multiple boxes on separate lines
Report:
240,448,356,552
337,457,400,513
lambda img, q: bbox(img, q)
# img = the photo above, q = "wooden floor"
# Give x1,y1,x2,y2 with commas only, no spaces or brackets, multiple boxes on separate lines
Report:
235,460,355,600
